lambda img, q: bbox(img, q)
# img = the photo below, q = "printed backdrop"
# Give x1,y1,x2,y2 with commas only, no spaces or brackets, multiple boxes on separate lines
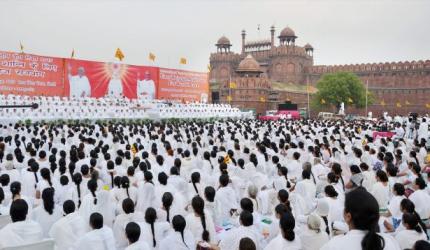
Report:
0,51,64,96
0,50,208,102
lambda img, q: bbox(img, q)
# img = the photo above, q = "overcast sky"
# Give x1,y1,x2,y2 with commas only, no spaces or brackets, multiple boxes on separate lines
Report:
1,0,429,71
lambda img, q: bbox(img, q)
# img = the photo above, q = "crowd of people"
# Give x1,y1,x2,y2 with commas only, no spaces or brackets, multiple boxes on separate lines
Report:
0,111,429,250
0,95,246,121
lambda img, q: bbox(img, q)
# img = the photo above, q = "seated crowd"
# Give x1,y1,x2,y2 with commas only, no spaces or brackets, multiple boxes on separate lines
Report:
0,113,429,249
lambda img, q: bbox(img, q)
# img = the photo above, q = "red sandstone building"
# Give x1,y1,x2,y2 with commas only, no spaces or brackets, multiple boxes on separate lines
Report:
208,26,430,116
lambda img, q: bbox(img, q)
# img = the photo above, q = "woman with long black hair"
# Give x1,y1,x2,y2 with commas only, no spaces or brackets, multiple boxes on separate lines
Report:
395,213,427,249
264,212,302,249
159,215,196,250
321,188,400,250
32,187,62,237
185,196,216,244
139,207,170,250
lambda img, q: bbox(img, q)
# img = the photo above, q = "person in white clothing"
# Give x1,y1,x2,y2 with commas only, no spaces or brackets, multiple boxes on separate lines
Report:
124,222,150,250
137,71,156,100
321,188,401,250
68,65,91,98
394,213,427,250
264,212,301,250
159,215,196,250
74,212,116,250
185,196,217,245
300,213,329,250
49,200,87,250
0,199,43,248
31,187,62,237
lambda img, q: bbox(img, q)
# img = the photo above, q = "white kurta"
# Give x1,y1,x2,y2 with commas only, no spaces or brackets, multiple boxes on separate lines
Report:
264,234,302,250
69,75,91,97
320,229,401,250
74,227,116,250
394,229,427,250
31,205,63,237
0,220,44,248
158,230,196,250
137,79,156,100
49,212,87,250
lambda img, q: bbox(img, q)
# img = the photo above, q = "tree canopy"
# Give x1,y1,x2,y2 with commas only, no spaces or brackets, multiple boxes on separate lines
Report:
311,72,373,110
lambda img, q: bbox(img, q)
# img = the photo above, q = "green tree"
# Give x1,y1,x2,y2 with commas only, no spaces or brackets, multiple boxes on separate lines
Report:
311,72,373,110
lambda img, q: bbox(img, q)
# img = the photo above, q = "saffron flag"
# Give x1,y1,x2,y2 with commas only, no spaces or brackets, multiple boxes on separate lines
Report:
207,64,212,72
348,97,353,103
229,82,237,89
380,100,386,106
227,95,232,102
260,96,266,102
396,102,402,108
405,100,410,105
115,48,125,61
149,53,156,61
320,99,326,104
180,57,187,64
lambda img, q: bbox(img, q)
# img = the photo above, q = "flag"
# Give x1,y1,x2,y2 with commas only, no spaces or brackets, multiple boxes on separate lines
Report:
426,103,430,109
180,57,187,65
71,49,75,59
229,82,237,89
320,99,326,104
19,41,24,53
115,48,124,61
405,100,410,105
260,96,266,102
348,97,353,103
380,100,386,106
131,144,137,156
149,52,156,61
396,102,402,108
223,155,231,164
207,64,212,72
227,95,232,102
306,85,312,93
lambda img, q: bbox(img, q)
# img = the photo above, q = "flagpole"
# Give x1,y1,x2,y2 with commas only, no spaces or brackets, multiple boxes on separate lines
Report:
229,74,232,105
307,76,310,119
365,79,369,117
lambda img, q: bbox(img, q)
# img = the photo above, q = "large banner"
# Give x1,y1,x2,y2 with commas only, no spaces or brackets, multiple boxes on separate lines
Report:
158,68,209,102
0,50,208,102
0,51,64,96
65,59,159,99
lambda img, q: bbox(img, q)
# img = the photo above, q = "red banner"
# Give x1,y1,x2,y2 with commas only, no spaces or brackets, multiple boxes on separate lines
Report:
158,68,209,102
65,59,158,99
0,51,64,96
0,51,207,101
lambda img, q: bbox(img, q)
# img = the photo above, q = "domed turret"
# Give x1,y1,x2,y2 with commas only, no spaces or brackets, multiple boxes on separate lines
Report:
278,26,297,45
216,36,232,53
236,54,262,75
304,43,314,56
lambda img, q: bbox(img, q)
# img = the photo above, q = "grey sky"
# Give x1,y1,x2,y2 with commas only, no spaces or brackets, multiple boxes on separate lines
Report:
1,0,429,71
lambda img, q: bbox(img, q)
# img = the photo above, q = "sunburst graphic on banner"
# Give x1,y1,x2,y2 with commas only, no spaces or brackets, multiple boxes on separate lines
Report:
90,62,134,95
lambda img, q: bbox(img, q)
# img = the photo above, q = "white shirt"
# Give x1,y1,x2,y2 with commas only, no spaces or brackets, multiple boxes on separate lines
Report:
74,226,116,250
264,234,302,250
158,230,196,250
137,79,156,100
394,229,427,250
321,229,401,250
0,220,44,248
69,75,91,97
125,241,150,250
31,204,62,238
49,212,87,250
